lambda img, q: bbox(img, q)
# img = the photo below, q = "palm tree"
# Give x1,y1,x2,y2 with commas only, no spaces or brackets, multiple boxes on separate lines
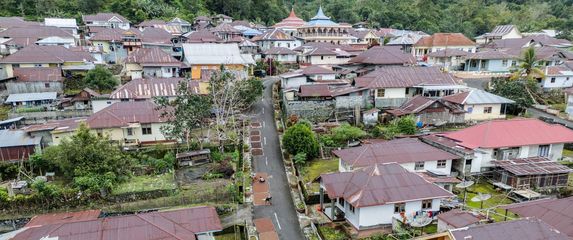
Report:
509,47,545,104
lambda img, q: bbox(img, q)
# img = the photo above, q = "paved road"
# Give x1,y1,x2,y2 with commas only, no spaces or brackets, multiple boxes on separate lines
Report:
527,107,573,127
252,77,305,240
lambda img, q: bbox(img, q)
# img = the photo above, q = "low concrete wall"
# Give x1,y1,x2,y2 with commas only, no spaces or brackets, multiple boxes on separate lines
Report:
9,110,92,124
285,100,335,122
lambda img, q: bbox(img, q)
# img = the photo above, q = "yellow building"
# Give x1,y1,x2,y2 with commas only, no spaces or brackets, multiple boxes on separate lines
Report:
182,43,255,80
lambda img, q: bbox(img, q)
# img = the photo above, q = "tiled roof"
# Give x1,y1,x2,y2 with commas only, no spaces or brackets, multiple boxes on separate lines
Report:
263,47,297,55
273,8,306,29
333,138,460,169
493,157,572,176
349,45,415,65
12,206,222,240
437,209,481,228
415,33,475,47
450,218,570,240
13,67,62,82
0,45,95,64
126,48,181,66
87,101,168,129
82,13,129,23
354,66,459,89
25,210,101,227
321,163,454,208
442,118,573,149
501,197,573,237
252,28,294,41
109,78,201,99
442,89,515,105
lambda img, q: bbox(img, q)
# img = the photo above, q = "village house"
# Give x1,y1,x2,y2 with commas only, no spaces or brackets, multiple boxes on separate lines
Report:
5,92,57,110
169,17,193,33
353,66,462,108
86,101,171,147
463,48,519,72
436,209,482,232
44,18,79,38
124,47,182,79
297,7,353,44
92,77,204,112
192,16,214,31
475,25,523,44
412,33,476,61
136,19,184,36
209,23,242,41
319,163,454,230
66,88,100,110
8,206,223,240
22,117,87,146
0,45,96,79
212,14,233,24
441,88,515,121
500,197,573,238
183,30,222,43
89,28,142,63
82,13,131,31
298,46,355,65
386,31,429,54
348,29,379,47
540,62,573,89
334,138,460,177
7,67,63,94
385,95,466,125
252,28,302,51
140,27,182,59
280,65,337,92
0,25,76,54
424,118,573,174
273,8,307,37
182,43,255,80
492,157,571,189
262,47,298,64
0,129,41,162
426,49,469,70
343,45,416,74
447,218,571,240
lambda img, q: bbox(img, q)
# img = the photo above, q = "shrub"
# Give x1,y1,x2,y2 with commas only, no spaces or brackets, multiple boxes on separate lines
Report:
282,122,319,160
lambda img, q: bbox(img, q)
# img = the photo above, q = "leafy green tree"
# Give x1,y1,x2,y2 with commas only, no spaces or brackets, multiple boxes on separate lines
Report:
155,80,212,150
511,47,545,81
43,124,133,194
84,65,118,93
396,115,416,135
237,78,263,109
282,122,319,160
293,152,307,166
490,78,537,110
330,123,366,144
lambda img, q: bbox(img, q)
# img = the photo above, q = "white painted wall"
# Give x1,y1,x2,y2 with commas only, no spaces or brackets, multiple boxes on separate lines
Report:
282,76,307,89
357,199,441,228
541,75,573,89
400,160,452,175
375,88,406,99
464,104,505,121
92,99,120,113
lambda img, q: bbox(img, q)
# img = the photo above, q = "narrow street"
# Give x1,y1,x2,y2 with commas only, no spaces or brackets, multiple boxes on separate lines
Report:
527,107,573,127
251,77,305,239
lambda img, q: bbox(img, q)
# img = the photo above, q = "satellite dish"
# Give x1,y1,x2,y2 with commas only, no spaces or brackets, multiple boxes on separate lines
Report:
409,214,432,228
471,193,492,202
456,180,475,189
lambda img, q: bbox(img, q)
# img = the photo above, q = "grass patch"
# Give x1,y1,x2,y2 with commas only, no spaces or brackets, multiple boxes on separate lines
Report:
301,159,339,193
562,149,573,158
318,224,349,240
457,182,517,222
112,172,176,195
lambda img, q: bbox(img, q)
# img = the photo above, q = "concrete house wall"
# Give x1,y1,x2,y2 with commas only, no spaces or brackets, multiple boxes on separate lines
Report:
463,103,505,121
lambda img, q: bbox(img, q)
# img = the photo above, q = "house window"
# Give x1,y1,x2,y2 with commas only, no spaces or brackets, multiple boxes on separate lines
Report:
437,160,447,168
551,77,556,83
539,145,550,157
337,198,345,207
394,202,405,213
127,128,133,136
405,88,409,95
422,199,432,210
502,60,508,67
470,60,477,68
377,89,385,98
34,64,42,67
483,106,492,114
414,161,425,170
321,56,324,60
511,60,517,67
349,204,355,214
480,60,486,69
44,83,50,88
142,125,152,135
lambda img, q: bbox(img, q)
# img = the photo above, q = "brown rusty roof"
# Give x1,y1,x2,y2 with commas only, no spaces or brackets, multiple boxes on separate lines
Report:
320,163,454,208
354,66,460,89
87,101,168,129
22,118,87,133
333,138,460,169
183,30,222,43
25,210,101,227
110,78,201,99
298,84,332,97
349,45,415,65
13,206,221,240
141,27,173,44
493,157,572,176
450,218,570,240
385,95,436,116
13,67,63,82
0,26,73,47
437,209,481,228
415,33,475,47
0,45,95,64
210,23,241,34
126,47,181,66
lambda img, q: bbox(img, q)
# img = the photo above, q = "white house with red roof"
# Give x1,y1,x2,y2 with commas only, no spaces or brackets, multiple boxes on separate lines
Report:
426,118,573,173
319,163,454,230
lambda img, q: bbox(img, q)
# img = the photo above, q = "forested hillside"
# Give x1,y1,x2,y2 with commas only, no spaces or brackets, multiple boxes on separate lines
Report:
2,0,573,39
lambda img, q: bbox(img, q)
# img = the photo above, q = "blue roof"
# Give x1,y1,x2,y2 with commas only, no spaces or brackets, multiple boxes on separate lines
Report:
243,28,262,36
306,6,339,26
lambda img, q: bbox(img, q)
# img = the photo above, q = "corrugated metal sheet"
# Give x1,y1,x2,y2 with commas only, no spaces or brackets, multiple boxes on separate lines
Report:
109,78,201,99
25,210,101,227
355,66,459,89
0,129,41,148
437,209,481,228
182,43,255,65
493,157,571,176
450,218,570,240
5,92,57,103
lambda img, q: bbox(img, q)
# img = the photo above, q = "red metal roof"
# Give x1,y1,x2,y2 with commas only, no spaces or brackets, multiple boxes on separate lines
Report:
13,206,221,240
333,138,460,169
493,157,572,176
348,45,415,65
501,197,573,237
25,210,101,227
354,66,460,89
87,101,169,129
13,67,63,82
437,209,481,228
320,163,454,208
442,118,573,149
109,78,201,99
450,218,570,240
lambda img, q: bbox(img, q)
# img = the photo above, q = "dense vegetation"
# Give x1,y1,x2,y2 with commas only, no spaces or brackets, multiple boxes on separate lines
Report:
3,0,573,39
